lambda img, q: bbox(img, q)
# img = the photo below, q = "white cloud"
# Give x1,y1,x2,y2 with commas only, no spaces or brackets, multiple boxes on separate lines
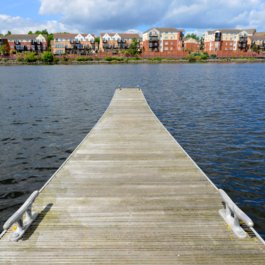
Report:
38,0,265,32
0,14,77,35
2,1,265,35
39,0,168,32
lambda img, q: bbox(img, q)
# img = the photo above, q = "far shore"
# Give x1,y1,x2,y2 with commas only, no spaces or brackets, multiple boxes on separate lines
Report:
0,57,265,66
1,57,265,66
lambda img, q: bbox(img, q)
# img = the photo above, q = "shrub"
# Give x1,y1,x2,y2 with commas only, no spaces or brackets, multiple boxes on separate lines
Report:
188,56,196,62
200,53,209,60
209,54,217,59
16,54,25,62
148,57,162,62
129,57,141,60
104,56,124,62
53,57,59,64
24,52,37,63
76,57,93,61
41,51,54,63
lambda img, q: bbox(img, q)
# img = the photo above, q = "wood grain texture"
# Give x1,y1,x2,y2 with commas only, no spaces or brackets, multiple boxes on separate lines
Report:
0,88,264,264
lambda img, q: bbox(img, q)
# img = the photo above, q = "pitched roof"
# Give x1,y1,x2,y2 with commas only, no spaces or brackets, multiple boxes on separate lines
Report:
6,34,40,41
53,33,77,39
119,33,141,39
184,37,200,43
100,33,141,39
143,27,183,33
252,32,265,41
206,29,256,35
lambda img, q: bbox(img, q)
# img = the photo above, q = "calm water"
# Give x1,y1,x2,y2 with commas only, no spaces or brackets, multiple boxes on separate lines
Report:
0,64,265,237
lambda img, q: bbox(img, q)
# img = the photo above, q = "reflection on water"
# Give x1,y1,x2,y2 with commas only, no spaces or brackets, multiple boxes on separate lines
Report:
0,64,264,237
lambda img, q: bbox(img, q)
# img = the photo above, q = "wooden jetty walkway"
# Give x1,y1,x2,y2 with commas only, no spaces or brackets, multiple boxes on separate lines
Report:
0,88,264,264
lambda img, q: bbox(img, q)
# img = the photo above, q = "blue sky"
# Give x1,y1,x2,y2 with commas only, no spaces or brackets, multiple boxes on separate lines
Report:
1,0,265,35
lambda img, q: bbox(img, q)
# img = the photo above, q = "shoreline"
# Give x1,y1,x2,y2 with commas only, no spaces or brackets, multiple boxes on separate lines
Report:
1,58,265,66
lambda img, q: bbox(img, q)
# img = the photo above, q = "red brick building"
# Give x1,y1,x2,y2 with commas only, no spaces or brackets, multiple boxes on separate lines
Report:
142,28,183,53
6,34,48,53
184,37,200,52
204,29,256,53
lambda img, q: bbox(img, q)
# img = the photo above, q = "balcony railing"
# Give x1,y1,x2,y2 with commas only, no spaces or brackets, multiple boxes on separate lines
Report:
149,37,159,41
70,40,81,44
103,45,112,49
31,41,41,45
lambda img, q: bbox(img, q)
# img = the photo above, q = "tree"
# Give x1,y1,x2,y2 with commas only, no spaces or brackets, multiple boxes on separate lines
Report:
252,43,259,53
41,51,54,63
185,33,200,42
35,29,49,35
125,38,140,56
95,37,100,43
47,34,54,50
0,44,9,55
28,31,33,35
6,31,11,36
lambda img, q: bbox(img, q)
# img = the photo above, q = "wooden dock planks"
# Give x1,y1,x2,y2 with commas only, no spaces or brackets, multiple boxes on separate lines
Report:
0,88,264,264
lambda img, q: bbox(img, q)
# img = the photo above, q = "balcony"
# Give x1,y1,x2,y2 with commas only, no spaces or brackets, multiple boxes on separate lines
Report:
103,45,112,49
239,36,247,42
117,39,126,43
15,45,25,51
214,32,222,42
75,44,84,50
238,43,247,48
70,40,81,44
149,43,158,48
31,41,41,45
149,36,159,41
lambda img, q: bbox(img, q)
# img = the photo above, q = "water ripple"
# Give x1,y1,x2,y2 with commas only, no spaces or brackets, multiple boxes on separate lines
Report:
0,64,264,238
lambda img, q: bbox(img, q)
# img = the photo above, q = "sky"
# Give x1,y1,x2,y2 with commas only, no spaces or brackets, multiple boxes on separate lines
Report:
0,0,265,35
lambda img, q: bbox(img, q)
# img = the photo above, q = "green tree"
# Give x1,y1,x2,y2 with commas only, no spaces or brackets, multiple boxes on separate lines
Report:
185,33,200,41
28,31,33,35
252,43,259,52
47,34,54,50
95,37,100,43
0,44,9,55
41,51,54,63
125,38,140,56
35,29,49,35
6,31,11,36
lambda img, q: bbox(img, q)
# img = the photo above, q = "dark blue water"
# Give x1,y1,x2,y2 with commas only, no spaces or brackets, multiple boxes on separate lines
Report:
0,64,265,237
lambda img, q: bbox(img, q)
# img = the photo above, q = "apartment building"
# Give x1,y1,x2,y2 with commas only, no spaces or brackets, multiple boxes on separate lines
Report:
99,33,141,53
6,34,47,53
51,33,97,55
142,28,184,52
204,29,256,52
251,32,265,51
184,37,200,52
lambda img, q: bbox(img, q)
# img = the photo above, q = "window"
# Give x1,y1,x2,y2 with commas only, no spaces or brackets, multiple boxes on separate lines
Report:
165,41,168,45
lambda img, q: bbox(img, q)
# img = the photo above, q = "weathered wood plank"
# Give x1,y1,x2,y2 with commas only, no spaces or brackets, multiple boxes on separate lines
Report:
0,88,264,264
